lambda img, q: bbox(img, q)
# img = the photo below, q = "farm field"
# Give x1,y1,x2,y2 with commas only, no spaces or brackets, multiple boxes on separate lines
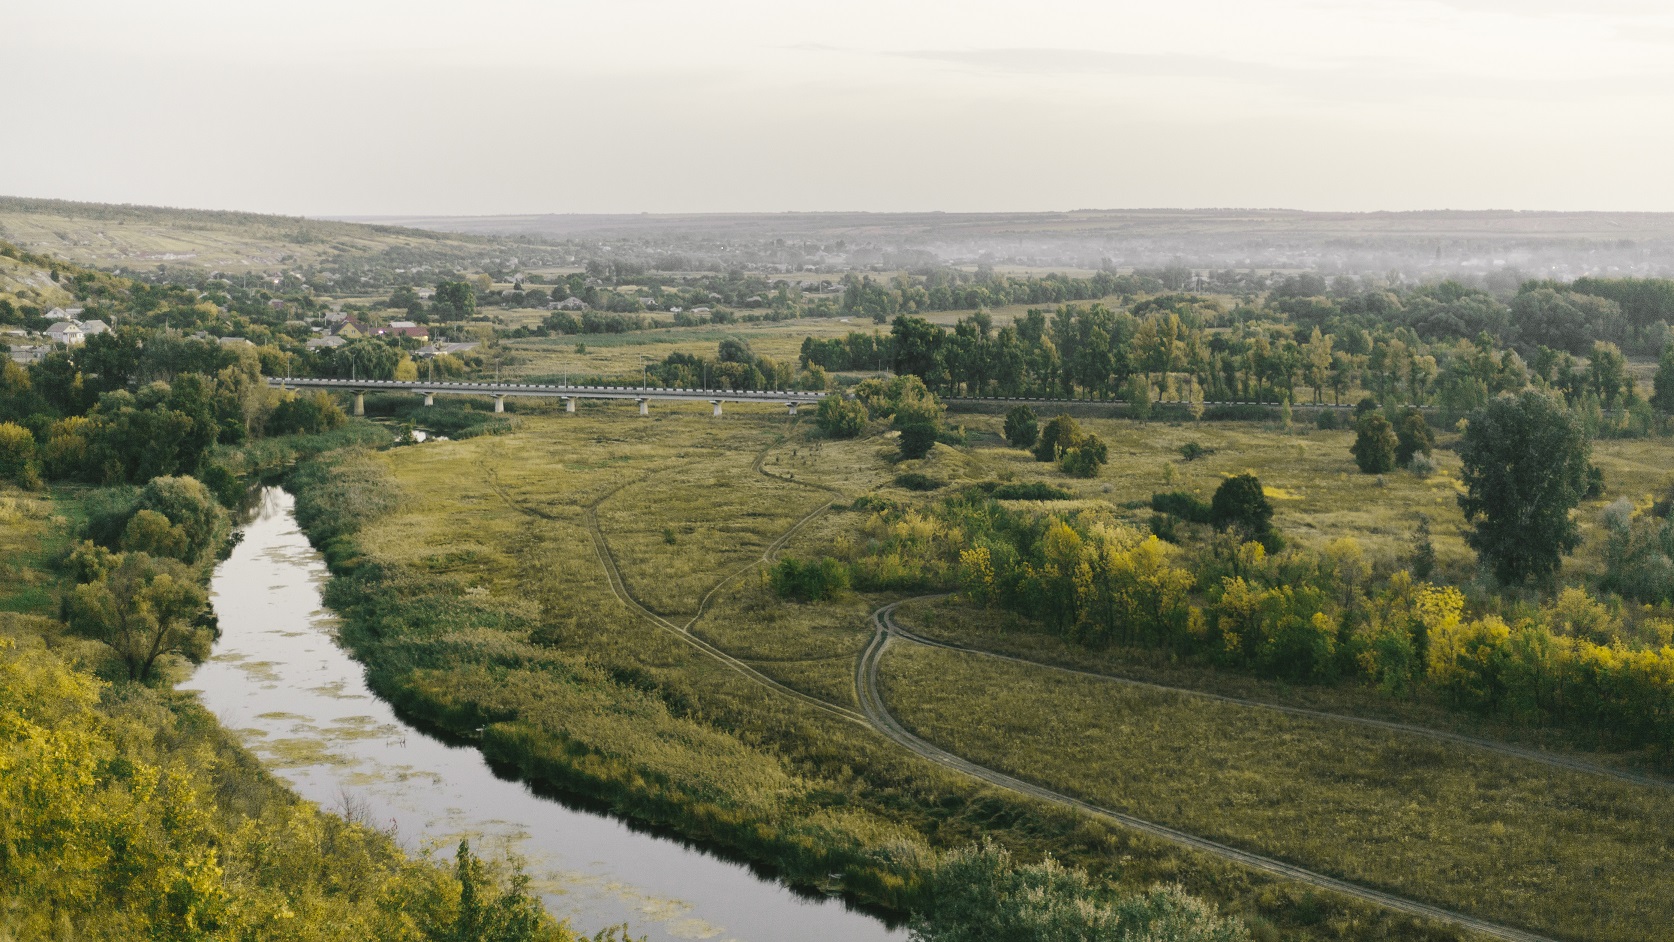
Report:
294,399,1674,942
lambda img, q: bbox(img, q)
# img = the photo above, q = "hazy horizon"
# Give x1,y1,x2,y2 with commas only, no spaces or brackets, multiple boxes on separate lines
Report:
10,1,1674,217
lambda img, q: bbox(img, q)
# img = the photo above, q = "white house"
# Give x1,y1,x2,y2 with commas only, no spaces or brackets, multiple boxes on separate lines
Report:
44,307,83,321
45,321,85,346
79,319,110,337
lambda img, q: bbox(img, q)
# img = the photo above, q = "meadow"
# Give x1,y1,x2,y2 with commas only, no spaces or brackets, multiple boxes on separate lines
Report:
283,396,1674,942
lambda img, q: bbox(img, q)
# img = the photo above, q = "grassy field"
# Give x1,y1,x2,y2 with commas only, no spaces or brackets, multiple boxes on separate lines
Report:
878,640,1673,942
282,399,1674,942
0,487,85,615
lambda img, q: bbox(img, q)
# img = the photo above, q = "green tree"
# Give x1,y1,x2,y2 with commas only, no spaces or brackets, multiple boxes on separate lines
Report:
432,281,478,320
894,396,942,460
0,421,41,488
1210,473,1279,550
133,475,228,564
1351,413,1398,474
1394,408,1434,467
1060,434,1108,478
814,395,867,439
1002,405,1038,449
67,551,211,682
1032,414,1083,462
1458,391,1591,585
1652,342,1674,414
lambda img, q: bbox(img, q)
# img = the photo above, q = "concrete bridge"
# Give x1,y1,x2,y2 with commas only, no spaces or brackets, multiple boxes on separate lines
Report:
268,377,828,417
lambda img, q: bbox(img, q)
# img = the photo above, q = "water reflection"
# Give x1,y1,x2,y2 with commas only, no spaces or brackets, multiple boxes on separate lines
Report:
184,487,905,942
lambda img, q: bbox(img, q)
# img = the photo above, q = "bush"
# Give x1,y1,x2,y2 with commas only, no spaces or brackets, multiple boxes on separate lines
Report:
768,557,850,602
895,472,944,492
1352,413,1398,474
267,391,347,436
910,840,1246,942
1201,404,1278,422
0,421,41,488
984,481,1073,501
1151,491,1213,523
815,395,868,439
1179,441,1213,462
1003,406,1038,449
132,475,229,564
1315,410,1341,430
1210,473,1281,550
1059,434,1108,478
1394,408,1434,467
1033,415,1083,462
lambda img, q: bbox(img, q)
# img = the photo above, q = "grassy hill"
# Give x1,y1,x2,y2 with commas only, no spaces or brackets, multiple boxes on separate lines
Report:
0,195,548,279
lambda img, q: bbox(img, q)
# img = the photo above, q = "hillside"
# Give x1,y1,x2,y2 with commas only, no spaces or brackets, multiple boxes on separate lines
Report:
0,195,551,279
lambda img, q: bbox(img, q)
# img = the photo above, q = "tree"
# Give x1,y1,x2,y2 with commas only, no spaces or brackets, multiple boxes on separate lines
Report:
894,394,942,460
1351,413,1398,474
133,475,228,563
1059,434,1107,478
432,281,477,320
1458,391,1591,585
1032,414,1083,462
0,421,41,488
815,395,867,438
1002,406,1038,449
1394,408,1434,467
1210,473,1280,550
67,551,211,682
1652,342,1674,414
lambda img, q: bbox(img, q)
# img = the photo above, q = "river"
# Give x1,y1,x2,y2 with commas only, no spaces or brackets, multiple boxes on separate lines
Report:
182,487,906,942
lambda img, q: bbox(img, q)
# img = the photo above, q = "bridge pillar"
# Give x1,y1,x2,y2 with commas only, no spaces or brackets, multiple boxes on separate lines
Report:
711,399,723,418
493,395,505,414
563,396,575,414
423,392,434,407
353,392,365,417
637,398,649,416
787,401,798,416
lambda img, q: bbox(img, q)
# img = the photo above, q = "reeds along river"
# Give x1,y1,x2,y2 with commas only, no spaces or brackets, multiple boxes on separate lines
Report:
183,487,905,942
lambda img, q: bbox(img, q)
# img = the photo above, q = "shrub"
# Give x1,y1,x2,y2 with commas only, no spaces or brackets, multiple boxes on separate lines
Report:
1002,406,1038,449
1210,473,1281,550
768,557,850,602
1033,415,1083,462
1351,413,1398,474
1151,491,1213,523
1059,434,1108,478
985,481,1072,501
910,840,1246,942
1315,410,1340,430
1394,408,1434,467
1179,441,1213,462
0,421,41,488
895,472,944,492
1201,404,1278,422
267,391,347,436
132,475,228,564
815,395,868,439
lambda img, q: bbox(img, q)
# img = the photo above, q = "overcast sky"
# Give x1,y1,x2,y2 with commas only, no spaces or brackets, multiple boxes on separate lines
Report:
7,0,1674,216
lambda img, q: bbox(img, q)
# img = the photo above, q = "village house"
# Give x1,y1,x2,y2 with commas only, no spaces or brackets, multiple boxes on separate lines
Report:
305,335,347,351
45,321,85,346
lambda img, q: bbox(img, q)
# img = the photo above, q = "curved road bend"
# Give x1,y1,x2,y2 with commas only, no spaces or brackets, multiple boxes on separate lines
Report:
858,601,1559,942
880,603,1672,792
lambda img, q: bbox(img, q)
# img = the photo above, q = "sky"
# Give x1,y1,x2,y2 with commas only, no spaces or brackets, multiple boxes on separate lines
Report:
7,0,1674,215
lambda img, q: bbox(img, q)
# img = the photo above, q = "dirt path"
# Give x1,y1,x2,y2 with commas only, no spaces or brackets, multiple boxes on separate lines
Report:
858,600,1561,942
